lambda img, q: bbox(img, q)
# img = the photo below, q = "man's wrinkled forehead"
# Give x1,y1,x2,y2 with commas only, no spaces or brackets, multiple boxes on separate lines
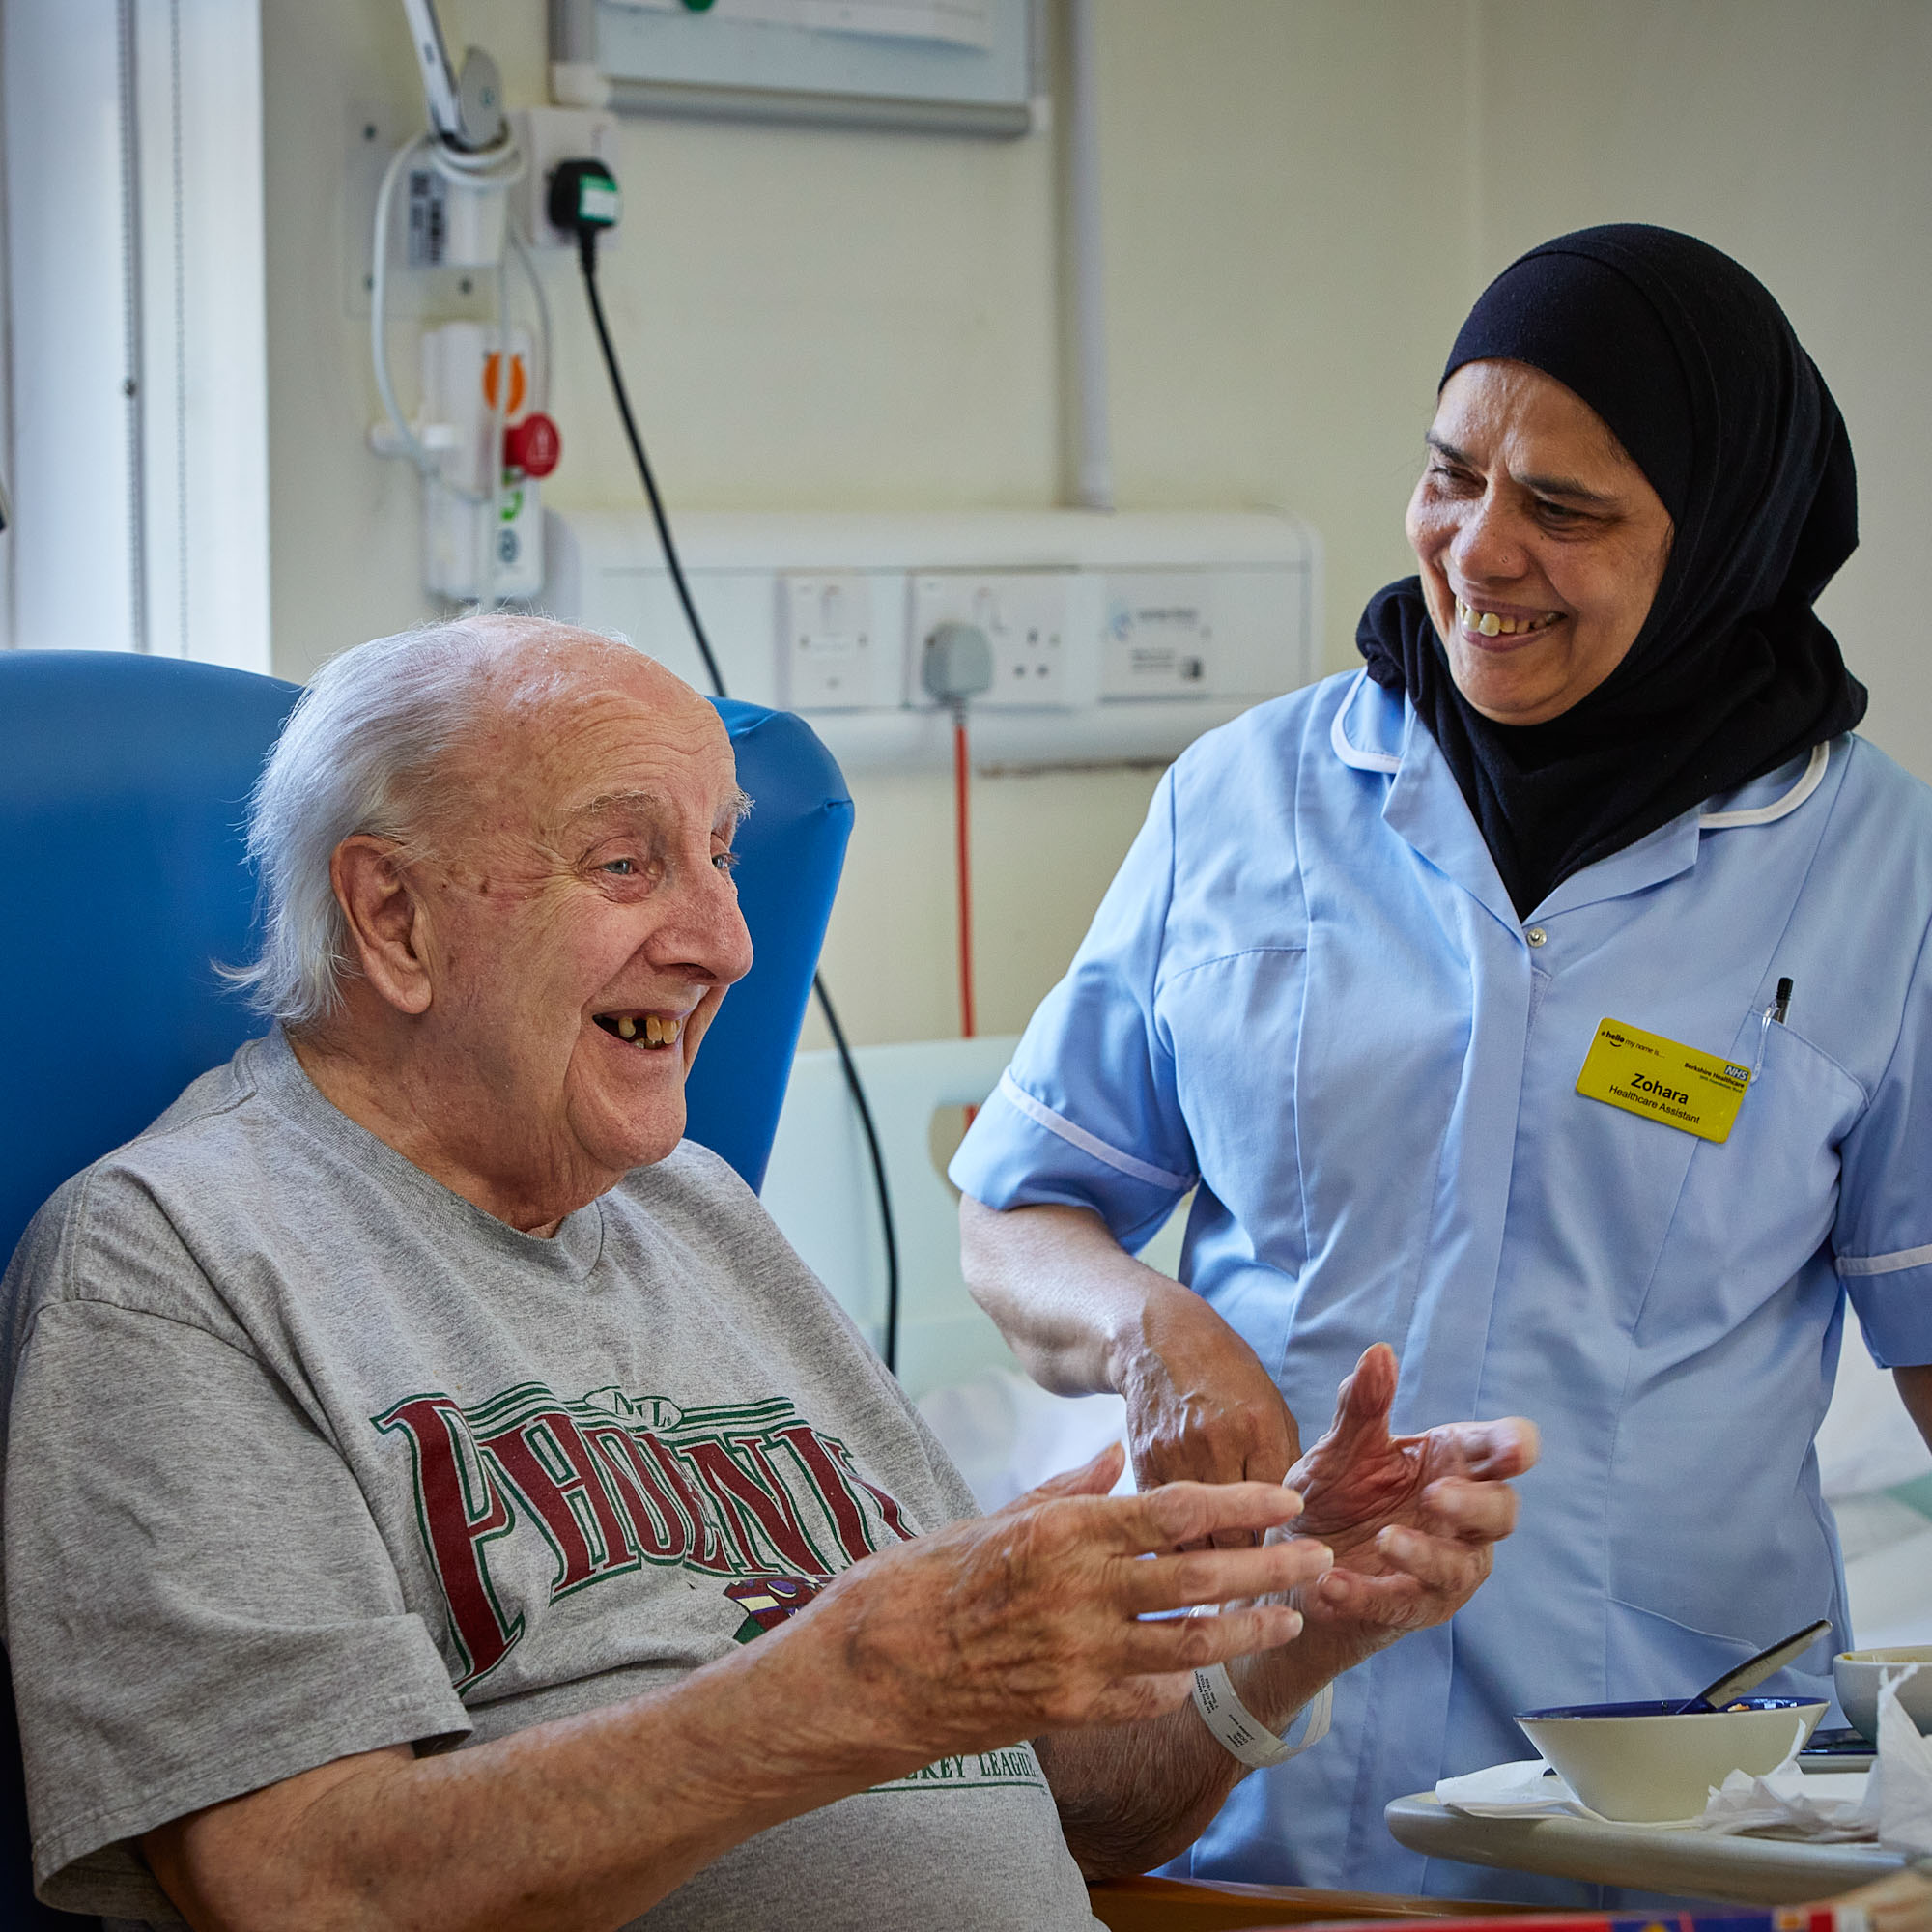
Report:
554,782,754,846
476,652,742,828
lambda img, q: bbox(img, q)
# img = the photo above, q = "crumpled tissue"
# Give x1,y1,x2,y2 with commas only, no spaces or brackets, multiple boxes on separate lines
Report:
1861,1662,1932,1857
1696,1717,1870,1839
1437,1667,1932,1846
1435,1757,1599,1819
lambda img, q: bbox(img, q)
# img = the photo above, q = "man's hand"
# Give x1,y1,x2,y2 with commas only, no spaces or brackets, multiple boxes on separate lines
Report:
1032,1346,1536,1883
792,1444,1335,1759
145,1447,1337,1932
1285,1343,1538,1639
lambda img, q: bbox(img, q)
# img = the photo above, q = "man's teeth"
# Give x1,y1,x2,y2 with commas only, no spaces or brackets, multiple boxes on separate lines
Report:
1458,598,1559,639
605,1014,683,1048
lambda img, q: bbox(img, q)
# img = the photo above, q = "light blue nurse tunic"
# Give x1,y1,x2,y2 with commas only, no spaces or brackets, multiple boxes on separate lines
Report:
950,668,1932,1901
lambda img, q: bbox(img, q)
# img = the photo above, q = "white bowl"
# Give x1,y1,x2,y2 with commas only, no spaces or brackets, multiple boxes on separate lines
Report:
1833,1646,1932,1744
1516,1697,1827,1823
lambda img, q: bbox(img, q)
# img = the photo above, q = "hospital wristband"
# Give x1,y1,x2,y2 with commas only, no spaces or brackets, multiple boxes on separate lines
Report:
1190,1663,1333,1770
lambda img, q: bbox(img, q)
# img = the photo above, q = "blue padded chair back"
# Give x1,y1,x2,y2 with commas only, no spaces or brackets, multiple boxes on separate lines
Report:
0,650,850,1925
0,655,851,1265
0,654,302,1281
688,701,853,1190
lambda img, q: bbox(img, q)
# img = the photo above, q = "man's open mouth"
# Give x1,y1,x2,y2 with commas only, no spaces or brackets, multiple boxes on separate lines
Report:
594,1012,685,1050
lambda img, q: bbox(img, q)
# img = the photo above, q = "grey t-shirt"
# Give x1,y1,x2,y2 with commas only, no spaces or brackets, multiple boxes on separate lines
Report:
0,1030,1096,1928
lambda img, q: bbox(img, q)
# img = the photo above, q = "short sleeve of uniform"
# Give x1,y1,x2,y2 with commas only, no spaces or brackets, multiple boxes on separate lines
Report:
1837,921,1932,1368
3,1179,469,1919
950,770,1197,1253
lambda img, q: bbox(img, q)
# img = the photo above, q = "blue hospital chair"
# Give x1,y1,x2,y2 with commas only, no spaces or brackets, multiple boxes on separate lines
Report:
0,649,851,1926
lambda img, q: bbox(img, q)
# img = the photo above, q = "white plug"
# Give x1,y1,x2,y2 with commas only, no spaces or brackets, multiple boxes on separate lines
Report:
922,622,996,715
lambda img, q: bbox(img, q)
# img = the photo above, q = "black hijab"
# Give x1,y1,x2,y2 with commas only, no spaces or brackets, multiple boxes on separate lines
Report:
1357,223,1866,919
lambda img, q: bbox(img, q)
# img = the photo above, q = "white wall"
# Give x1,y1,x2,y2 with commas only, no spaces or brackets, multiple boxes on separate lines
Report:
263,0,1459,1044
1470,0,1932,789
6,0,269,668
261,0,1932,1047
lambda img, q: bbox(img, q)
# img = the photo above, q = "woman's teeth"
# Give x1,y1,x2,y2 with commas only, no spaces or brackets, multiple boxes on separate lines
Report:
1458,598,1559,639
601,1013,683,1048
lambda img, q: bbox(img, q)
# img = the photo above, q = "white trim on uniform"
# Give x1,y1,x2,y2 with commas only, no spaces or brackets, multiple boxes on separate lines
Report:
1838,1240,1932,1279
1700,741,1831,830
1329,671,1402,774
996,1071,1196,1191
1329,670,1833,832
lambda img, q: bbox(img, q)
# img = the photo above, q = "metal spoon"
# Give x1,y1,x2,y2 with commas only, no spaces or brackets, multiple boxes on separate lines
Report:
1674,1617,1833,1715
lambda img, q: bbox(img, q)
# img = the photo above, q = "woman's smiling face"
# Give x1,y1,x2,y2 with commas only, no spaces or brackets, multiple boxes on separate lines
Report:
1406,358,1676,726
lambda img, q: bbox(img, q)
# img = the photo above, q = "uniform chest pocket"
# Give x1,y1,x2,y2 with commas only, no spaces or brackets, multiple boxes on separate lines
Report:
1161,948,1311,1276
1632,1009,1865,1346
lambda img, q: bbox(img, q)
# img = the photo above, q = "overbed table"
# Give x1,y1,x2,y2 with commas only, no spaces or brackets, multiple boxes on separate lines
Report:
1385,1793,1905,1904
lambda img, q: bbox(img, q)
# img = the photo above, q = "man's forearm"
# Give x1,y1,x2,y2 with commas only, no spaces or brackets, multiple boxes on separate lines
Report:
1039,1617,1378,1880
147,1614,930,1932
147,1469,1321,1932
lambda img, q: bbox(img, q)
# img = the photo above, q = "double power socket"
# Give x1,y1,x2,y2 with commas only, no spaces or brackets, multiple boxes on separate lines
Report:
782,571,1072,713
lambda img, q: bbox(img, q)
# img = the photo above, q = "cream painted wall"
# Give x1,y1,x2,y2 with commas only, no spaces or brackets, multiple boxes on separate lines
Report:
260,2,1932,1052
1469,0,1932,785
261,0,1464,1047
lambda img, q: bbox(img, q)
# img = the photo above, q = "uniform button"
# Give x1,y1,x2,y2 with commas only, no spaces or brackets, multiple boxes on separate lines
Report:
1525,926,1548,949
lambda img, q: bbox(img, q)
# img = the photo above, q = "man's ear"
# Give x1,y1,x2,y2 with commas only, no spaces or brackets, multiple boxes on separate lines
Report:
329,836,434,1016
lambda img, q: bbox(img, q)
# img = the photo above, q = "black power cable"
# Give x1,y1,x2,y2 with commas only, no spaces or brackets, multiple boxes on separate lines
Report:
562,187,903,1372
809,970,900,1376
575,248,727,701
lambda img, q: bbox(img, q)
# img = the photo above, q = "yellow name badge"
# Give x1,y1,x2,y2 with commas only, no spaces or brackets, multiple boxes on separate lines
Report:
1575,1017,1752,1144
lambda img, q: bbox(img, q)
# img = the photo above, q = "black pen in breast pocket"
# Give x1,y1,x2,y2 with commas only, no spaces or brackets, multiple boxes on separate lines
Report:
1752,977,1795,1080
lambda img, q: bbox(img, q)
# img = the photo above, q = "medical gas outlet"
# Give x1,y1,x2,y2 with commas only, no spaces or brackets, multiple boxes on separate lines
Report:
367,1,573,607
417,323,560,602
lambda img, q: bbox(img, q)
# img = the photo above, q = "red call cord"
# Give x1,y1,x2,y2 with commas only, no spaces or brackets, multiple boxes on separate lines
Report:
952,713,977,1040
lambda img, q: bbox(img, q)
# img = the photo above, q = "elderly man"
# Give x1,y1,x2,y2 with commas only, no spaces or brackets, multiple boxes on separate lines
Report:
0,617,1534,1931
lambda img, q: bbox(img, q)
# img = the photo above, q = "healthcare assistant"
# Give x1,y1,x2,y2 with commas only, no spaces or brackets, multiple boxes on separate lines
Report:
950,225,1932,1902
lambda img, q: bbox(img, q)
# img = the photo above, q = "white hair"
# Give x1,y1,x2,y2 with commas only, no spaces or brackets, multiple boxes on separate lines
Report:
228,613,634,1030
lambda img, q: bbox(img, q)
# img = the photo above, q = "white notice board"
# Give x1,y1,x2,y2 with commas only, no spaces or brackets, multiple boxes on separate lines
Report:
589,0,1039,136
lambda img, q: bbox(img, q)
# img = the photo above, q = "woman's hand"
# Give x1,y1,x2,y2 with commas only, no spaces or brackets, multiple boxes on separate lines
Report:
1114,1280,1301,1546
1285,1343,1539,1639
957,1198,1300,1547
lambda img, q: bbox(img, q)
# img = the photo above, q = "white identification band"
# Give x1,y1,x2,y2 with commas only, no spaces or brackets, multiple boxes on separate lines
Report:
1191,1663,1332,1768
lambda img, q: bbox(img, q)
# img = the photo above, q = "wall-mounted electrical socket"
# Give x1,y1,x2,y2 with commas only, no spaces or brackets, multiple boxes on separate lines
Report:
781,573,881,709
908,573,1079,710
549,509,1321,771
509,106,621,250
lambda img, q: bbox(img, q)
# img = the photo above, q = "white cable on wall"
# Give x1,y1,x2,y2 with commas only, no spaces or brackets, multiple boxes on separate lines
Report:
115,0,149,651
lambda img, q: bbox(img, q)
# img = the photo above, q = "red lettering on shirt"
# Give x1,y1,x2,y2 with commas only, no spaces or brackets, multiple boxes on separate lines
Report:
374,1394,524,1688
